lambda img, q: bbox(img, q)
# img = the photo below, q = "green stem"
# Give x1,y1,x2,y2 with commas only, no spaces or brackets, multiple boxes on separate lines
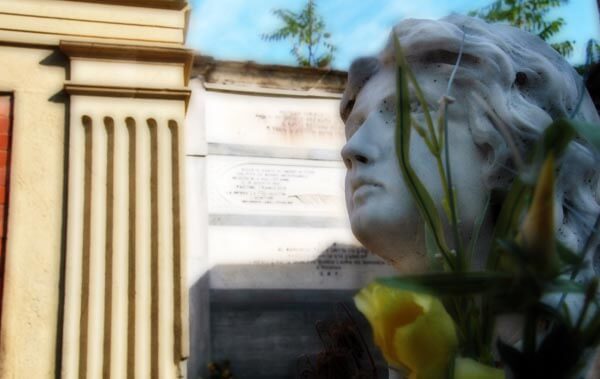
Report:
404,66,440,152
435,155,450,200
468,194,490,263
576,278,598,330
442,29,466,270
443,101,465,269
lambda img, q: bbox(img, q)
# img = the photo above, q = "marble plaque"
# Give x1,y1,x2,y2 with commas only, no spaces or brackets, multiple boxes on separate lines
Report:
207,225,395,290
204,91,345,151
207,155,347,216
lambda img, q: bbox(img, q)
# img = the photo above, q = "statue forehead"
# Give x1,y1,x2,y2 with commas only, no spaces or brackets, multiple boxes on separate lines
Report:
341,63,398,125
355,68,396,106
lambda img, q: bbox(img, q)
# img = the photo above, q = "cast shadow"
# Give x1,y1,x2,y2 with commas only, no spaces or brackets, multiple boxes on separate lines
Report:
188,242,393,379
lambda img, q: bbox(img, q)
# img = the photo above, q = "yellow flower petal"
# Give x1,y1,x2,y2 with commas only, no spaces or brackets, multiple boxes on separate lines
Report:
454,357,505,379
354,283,458,378
394,297,458,379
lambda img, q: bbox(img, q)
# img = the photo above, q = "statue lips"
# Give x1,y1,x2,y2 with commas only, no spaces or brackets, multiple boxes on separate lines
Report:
350,177,383,205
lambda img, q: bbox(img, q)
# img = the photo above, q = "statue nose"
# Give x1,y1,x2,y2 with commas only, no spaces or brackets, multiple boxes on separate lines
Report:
341,139,370,170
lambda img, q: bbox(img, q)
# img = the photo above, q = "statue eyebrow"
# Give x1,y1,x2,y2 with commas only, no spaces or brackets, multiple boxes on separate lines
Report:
341,99,355,122
341,57,381,122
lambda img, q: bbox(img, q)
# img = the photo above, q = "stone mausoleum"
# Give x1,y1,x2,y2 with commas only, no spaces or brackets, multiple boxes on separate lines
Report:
186,57,393,378
0,1,192,377
0,1,390,378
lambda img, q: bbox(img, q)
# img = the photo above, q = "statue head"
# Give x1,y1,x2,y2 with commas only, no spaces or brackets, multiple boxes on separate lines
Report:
340,14,600,273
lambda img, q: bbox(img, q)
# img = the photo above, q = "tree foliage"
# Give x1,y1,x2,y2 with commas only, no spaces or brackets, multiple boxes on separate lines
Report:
470,0,574,57
262,0,335,68
575,38,600,76
585,39,600,65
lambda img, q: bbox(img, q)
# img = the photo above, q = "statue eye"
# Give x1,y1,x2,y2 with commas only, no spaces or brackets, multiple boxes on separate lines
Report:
515,71,528,86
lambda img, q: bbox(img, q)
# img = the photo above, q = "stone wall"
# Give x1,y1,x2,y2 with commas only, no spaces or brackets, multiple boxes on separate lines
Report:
186,59,394,378
0,1,192,377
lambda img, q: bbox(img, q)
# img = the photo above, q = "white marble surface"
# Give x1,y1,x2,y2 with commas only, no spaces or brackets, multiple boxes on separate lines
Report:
206,155,346,216
204,90,345,151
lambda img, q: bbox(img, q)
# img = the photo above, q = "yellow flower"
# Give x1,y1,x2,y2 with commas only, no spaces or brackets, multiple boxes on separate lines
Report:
454,357,505,379
354,283,458,379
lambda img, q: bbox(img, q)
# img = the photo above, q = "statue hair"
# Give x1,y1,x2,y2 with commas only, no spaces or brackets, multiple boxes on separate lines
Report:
341,14,600,275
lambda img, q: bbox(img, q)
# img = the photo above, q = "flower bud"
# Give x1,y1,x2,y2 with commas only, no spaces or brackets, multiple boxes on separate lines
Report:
517,153,559,278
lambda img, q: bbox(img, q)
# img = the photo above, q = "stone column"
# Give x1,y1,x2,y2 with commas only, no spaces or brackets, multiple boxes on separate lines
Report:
60,41,192,379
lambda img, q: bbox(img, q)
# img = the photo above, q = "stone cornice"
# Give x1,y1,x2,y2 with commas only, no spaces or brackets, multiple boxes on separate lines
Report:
193,55,347,94
64,0,188,11
60,41,194,84
64,82,190,99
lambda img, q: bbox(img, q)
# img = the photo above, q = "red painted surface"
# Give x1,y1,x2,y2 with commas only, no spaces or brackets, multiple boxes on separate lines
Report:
0,95,12,326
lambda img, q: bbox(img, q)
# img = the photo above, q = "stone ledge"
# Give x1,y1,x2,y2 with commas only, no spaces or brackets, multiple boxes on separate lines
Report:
193,55,347,94
64,83,191,105
64,0,188,10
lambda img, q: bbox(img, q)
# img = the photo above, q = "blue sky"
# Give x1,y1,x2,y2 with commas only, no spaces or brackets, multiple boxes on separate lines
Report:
186,0,599,70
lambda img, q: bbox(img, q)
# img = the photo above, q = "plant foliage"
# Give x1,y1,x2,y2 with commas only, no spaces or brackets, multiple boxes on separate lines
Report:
262,0,335,68
470,0,574,57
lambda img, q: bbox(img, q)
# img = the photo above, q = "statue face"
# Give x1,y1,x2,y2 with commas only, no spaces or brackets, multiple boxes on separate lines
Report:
340,14,600,273
341,64,488,271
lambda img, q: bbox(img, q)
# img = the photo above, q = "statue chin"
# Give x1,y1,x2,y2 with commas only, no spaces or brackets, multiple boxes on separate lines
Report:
349,210,429,273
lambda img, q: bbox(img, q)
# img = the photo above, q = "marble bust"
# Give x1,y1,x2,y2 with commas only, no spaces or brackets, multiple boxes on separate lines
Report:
340,14,600,276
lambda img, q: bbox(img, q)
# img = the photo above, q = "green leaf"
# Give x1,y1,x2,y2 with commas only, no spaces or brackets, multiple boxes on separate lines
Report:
470,0,572,57
467,194,490,263
540,119,576,158
545,279,587,294
411,117,434,152
424,224,444,270
561,301,573,327
377,271,515,296
263,0,336,67
567,120,600,154
487,180,531,270
496,238,528,265
551,40,574,57
538,18,564,40
488,118,578,270
556,241,584,266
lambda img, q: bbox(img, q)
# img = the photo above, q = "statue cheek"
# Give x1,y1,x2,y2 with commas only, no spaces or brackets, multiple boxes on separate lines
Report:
344,173,353,212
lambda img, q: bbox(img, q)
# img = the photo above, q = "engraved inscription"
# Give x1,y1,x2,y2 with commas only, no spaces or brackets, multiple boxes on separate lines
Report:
314,243,385,277
219,163,344,212
256,110,344,139
205,92,346,150
275,243,385,277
